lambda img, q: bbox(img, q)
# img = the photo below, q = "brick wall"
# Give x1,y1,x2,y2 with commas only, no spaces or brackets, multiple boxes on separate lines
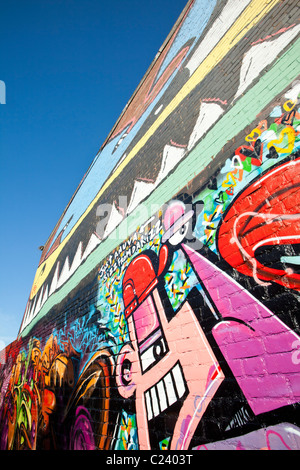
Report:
1,0,300,451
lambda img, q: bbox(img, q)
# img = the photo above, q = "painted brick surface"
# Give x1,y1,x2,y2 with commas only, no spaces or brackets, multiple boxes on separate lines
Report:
1,0,300,451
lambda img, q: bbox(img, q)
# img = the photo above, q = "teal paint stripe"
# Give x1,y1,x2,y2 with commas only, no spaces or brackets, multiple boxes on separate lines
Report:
20,36,300,337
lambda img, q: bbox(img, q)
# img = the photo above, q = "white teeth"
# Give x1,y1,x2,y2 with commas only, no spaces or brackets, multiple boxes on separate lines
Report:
34,286,44,314
82,233,101,260
70,241,83,274
187,102,224,151
156,379,168,412
20,233,102,333
127,144,185,215
145,392,153,421
234,23,300,101
49,262,60,296
164,372,177,406
41,284,49,307
57,257,70,289
150,387,160,418
103,203,124,238
186,0,252,76
20,302,30,331
157,144,186,184
172,363,186,398
127,179,155,215
29,296,37,320
21,283,50,331
23,302,29,321
50,233,100,296
145,362,186,421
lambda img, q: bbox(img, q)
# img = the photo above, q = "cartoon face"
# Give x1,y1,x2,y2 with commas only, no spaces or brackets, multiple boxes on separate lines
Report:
116,249,224,450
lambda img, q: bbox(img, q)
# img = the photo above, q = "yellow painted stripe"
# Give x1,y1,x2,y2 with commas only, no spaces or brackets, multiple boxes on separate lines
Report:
29,0,279,299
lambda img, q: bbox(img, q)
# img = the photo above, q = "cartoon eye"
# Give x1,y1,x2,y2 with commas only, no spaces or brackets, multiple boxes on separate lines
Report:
168,224,188,246
121,358,132,385
140,337,167,373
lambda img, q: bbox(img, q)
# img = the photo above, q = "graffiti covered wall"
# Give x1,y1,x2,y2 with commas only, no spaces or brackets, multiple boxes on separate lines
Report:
1,0,300,451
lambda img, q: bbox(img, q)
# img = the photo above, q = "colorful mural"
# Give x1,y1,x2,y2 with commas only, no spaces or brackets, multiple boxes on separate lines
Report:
1,0,300,451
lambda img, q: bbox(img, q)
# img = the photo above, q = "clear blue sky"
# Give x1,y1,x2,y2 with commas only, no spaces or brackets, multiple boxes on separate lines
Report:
0,0,187,345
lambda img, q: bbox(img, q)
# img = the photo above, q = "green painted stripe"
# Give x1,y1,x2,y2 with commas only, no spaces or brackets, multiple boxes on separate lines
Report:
20,36,300,337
